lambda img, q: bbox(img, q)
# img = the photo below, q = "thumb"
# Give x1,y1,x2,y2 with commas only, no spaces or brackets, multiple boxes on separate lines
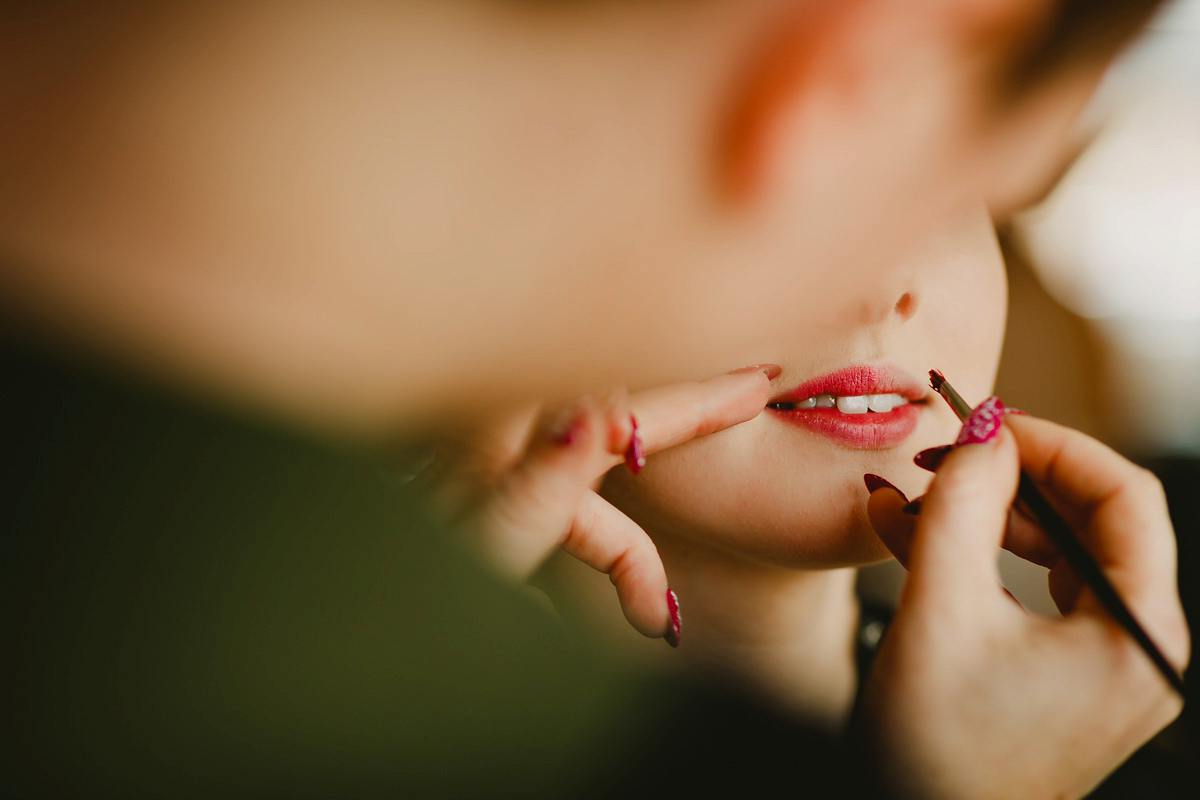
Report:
905,399,1020,610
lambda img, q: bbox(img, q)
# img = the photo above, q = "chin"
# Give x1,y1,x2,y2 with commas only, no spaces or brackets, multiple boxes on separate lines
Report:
734,502,896,570
633,484,897,572
603,438,933,571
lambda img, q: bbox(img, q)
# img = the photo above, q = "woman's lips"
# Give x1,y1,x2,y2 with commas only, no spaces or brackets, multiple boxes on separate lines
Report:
767,366,928,449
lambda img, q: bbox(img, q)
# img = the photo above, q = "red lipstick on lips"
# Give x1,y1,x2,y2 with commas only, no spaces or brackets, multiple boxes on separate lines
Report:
767,366,928,449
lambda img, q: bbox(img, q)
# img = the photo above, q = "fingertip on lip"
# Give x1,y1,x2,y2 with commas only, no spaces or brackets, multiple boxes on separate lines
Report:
760,364,783,381
729,364,782,380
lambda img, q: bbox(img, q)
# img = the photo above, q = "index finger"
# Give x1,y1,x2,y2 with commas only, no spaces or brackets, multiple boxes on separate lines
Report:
628,369,774,455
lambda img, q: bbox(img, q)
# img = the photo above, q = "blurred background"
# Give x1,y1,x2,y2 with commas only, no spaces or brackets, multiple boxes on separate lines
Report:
1013,0,1200,459
1002,0,1199,633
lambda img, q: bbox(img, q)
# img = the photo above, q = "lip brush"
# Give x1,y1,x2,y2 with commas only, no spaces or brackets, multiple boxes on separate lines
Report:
929,370,1186,700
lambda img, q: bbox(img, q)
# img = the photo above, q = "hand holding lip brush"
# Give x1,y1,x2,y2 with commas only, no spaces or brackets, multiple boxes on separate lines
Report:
861,377,1188,798
929,370,1186,700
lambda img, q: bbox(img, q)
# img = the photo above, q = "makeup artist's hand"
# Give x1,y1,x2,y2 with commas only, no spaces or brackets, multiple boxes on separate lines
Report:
411,367,777,644
859,413,1189,800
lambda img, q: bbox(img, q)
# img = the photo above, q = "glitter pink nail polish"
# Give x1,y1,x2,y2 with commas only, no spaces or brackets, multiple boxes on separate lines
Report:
664,588,682,648
956,397,1006,445
625,415,647,474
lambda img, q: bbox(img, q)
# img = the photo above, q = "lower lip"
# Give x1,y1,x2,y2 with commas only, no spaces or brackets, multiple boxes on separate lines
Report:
769,404,922,449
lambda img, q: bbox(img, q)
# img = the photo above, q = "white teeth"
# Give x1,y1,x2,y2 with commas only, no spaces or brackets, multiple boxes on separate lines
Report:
867,393,895,413
836,395,870,414
773,392,912,412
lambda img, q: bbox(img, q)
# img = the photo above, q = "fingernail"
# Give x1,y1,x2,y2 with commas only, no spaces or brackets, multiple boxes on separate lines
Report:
914,445,954,472
625,414,646,474
664,588,682,648
1005,407,1029,417
901,499,923,516
551,407,587,447
956,396,1006,446
864,473,908,501
729,364,783,380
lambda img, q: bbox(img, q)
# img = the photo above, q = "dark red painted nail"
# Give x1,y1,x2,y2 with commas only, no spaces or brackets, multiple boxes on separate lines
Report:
864,473,907,501
664,588,682,648
914,445,953,472
902,499,923,516
729,364,783,380
625,415,646,474
956,397,1006,445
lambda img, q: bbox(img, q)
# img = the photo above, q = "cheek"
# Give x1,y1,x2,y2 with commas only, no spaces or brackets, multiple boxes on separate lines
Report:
926,239,1008,403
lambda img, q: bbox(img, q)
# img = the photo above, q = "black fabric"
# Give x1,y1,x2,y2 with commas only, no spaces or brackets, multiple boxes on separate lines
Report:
583,676,871,799
0,338,649,799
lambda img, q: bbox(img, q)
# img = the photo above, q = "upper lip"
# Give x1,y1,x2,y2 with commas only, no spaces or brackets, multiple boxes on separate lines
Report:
769,365,929,405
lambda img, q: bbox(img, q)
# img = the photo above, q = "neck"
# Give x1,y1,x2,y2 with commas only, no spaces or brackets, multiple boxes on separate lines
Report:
655,534,861,731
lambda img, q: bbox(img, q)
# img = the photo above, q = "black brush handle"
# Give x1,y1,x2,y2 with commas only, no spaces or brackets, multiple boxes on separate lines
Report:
1017,472,1186,699
932,371,1185,699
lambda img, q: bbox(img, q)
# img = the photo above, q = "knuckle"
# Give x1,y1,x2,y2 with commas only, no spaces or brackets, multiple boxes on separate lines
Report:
493,474,570,535
694,400,722,439
607,546,637,585
1159,689,1186,725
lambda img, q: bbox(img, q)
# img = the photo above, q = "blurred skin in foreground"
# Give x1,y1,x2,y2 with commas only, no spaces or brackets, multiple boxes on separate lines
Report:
0,0,1160,434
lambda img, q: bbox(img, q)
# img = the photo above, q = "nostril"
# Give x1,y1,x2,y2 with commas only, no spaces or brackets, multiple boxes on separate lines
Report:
894,292,917,319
